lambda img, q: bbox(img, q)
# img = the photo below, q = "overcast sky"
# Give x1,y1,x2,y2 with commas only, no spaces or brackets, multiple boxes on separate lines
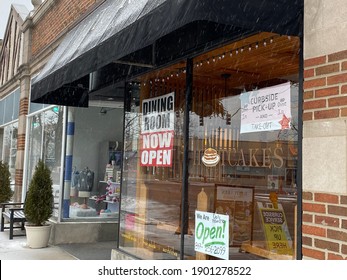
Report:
0,0,33,39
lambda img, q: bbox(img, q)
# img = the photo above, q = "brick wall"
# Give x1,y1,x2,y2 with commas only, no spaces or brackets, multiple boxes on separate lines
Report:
302,192,347,259
31,0,99,57
304,51,347,120
303,51,347,259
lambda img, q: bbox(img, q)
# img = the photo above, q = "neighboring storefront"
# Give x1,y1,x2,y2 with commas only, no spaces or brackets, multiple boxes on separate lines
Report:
0,4,30,203
24,103,123,222
0,88,20,187
29,0,303,260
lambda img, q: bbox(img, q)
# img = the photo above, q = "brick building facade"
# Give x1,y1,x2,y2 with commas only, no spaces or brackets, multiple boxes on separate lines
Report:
31,0,99,58
303,0,347,260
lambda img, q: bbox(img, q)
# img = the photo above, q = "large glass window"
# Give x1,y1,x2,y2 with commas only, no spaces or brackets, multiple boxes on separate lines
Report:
189,33,299,260
119,60,187,259
0,87,20,189
1,122,18,187
0,88,20,126
62,103,124,221
119,32,300,260
26,106,64,219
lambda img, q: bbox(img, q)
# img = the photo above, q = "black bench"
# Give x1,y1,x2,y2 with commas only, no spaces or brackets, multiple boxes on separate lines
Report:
0,202,26,239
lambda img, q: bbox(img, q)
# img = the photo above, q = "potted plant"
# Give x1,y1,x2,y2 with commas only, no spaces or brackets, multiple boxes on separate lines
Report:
24,159,54,248
0,161,13,204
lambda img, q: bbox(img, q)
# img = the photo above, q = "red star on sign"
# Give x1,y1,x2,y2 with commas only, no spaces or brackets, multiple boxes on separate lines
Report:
279,114,291,130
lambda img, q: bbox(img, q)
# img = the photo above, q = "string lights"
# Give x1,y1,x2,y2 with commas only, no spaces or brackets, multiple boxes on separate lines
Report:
130,35,283,87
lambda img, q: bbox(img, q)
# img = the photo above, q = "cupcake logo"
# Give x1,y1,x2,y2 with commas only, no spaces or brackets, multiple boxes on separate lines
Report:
202,148,220,167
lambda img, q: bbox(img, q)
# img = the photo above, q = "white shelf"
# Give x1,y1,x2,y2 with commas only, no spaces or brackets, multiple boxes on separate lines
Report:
103,200,119,204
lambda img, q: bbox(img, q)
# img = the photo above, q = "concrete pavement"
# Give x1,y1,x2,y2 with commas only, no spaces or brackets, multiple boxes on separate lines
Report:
0,225,117,260
0,229,77,260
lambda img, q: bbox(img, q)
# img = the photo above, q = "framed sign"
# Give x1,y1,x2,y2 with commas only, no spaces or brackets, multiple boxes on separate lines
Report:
214,184,254,246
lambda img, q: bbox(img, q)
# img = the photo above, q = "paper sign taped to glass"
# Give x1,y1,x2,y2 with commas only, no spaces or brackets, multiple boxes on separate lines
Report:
195,211,229,260
240,82,292,134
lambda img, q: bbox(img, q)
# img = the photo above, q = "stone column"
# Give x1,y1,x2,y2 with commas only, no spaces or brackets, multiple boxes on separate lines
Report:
14,17,33,202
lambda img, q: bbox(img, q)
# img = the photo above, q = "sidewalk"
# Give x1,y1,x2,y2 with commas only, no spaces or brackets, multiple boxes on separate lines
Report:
0,229,77,260
0,225,118,260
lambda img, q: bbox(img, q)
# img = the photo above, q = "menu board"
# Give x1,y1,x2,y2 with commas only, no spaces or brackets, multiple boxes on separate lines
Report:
214,185,254,246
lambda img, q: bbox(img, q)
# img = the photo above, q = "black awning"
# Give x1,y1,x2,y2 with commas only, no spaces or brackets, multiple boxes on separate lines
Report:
31,0,303,106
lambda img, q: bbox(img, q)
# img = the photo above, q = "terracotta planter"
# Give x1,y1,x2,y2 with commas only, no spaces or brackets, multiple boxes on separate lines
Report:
25,224,52,249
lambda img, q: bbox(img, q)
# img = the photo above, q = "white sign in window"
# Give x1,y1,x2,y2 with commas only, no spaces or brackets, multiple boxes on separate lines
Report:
240,82,291,134
195,210,229,260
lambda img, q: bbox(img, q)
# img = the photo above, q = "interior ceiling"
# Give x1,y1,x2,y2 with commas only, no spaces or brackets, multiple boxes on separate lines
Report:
137,32,300,91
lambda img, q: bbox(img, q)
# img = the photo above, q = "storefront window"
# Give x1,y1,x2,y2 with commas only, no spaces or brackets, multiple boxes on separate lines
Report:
119,60,187,259
0,88,20,189
189,33,299,260
118,32,300,260
1,122,18,187
62,104,124,221
26,106,64,219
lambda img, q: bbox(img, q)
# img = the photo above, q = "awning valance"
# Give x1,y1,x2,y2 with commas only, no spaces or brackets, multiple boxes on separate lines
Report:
31,0,303,106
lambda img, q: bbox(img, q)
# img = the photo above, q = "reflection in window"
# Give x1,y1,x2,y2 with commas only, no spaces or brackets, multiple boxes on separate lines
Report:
26,106,64,219
118,33,300,260
119,61,187,259
1,122,18,186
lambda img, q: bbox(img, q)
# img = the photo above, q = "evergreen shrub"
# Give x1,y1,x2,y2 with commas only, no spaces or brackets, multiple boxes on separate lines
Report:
0,161,13,203
24,160,53,226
